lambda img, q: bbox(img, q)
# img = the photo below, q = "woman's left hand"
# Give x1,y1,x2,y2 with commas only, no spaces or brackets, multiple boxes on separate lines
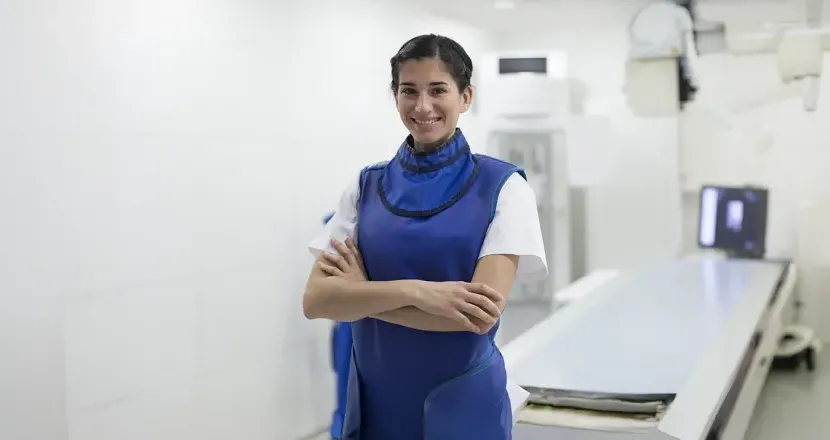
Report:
320,237,367,282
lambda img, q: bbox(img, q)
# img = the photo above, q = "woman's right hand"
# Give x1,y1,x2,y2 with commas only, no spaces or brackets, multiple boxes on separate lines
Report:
409,281,504,333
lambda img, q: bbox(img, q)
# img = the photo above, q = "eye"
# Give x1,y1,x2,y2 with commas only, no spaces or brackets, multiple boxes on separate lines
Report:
400,88,417,95
431,88,448,95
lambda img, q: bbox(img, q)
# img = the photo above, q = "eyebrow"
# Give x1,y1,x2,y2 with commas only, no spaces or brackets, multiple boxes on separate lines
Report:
399,81,450,87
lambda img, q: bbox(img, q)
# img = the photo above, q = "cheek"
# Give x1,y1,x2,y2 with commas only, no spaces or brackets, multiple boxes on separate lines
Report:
397,100,413,116
436,103,462,120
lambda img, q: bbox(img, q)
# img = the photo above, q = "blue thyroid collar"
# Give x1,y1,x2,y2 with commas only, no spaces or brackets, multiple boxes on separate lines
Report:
378,129,479,217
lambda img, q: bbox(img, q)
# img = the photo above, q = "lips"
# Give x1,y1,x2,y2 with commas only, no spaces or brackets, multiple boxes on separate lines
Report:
412,117,441,126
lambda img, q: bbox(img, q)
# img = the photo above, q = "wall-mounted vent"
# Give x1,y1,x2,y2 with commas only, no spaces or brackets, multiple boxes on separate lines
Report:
498,57,547,74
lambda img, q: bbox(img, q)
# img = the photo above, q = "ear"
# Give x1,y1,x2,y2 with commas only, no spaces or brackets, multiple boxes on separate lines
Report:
460,85,474,114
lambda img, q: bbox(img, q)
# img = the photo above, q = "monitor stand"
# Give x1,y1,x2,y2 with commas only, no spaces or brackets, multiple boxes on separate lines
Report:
725,249,765,260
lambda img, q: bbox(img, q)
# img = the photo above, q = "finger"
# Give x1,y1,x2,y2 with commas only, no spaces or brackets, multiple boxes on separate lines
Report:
319,262,344,277
322,252,350,272
464,283,504,303
345,237,367,272
345,237,357,253
461,291,502,318
457,301,497,326
451,310,480,333
345,237,362,259
330,239,356,265
329,239,350,256
344,237,362,260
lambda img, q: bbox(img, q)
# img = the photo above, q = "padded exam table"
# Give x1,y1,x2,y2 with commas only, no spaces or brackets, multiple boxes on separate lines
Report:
504,259,796,440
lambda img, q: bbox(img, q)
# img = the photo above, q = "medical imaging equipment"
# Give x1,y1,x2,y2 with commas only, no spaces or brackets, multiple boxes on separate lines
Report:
697,185,769,259
478,50,572,303
502,183,819,439
626,1,700,114
504,258,798,440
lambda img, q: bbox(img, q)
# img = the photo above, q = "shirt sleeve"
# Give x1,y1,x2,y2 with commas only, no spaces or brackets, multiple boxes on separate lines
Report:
478,173,549,283
307,173,360,259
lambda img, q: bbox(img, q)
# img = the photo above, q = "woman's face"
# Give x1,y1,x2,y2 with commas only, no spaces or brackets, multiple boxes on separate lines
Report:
395,58,472,150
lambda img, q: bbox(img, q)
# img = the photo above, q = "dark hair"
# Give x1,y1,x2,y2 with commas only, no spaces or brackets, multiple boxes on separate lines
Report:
389,34,473,94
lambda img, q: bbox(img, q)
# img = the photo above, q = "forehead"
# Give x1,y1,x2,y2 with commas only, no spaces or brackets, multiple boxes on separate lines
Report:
397,58,453,85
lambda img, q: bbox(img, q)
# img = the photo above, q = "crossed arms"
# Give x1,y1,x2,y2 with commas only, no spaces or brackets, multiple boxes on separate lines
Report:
302,238,519,334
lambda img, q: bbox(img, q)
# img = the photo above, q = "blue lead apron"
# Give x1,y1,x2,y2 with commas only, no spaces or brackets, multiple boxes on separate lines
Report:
340,129,524,440
323,212,353,440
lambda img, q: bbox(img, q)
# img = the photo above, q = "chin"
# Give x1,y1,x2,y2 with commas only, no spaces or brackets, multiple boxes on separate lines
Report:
412,132,446,146
409,126,453,149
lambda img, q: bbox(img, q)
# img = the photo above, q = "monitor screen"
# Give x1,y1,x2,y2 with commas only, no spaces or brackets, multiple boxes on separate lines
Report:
697,185,769,257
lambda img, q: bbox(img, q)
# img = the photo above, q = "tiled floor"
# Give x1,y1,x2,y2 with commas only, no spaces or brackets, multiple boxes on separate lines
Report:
307,303,829,439
744,351,830,440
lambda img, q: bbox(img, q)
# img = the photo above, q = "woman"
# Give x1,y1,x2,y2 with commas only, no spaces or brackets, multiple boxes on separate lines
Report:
304,34,547,440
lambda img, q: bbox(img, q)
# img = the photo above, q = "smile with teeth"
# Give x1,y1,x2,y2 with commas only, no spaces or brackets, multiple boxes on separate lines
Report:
412,117,441,125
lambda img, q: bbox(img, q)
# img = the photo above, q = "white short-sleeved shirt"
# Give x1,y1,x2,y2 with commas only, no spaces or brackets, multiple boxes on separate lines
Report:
308,170,548,283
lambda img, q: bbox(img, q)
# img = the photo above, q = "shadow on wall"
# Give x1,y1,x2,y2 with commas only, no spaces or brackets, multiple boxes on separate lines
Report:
568,78,589,115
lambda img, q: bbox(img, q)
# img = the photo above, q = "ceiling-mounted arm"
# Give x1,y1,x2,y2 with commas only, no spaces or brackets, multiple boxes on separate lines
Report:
628,2,695,60
626,2,700,112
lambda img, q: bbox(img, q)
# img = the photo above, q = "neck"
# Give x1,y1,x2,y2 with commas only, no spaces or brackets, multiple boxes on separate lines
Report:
413,142,438,153
412,132,455,153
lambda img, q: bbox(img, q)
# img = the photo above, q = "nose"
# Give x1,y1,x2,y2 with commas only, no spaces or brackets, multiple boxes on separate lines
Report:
414,92,433,112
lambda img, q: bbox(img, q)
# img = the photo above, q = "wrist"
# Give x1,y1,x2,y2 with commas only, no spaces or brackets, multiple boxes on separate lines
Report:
395,279,425,307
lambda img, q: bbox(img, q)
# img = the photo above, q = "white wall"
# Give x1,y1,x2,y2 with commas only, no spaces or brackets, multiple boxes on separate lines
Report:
0,1,490,439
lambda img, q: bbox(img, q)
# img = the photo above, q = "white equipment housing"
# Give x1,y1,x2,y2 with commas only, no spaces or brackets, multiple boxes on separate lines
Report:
728,26,824,112
629,2,695,60
478,51,572,303
626,2,698,116
504,258,798,440
627,1,825,112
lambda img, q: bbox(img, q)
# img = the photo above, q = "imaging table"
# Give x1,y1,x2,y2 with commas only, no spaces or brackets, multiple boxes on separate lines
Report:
504,258,797,440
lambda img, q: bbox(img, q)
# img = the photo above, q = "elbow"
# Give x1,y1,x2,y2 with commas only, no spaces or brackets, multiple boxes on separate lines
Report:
303,295,324,320
302,297,317,320
303,279,346,321
302,283,325,320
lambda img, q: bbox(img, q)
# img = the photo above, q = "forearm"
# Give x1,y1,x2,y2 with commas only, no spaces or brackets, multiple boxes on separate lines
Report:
372,307,488,333
303,276,416,322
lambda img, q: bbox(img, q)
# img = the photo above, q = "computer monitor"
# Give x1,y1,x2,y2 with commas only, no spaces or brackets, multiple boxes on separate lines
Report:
697,185,769,259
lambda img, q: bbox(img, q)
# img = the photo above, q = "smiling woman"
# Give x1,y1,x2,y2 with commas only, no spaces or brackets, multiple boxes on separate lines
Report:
302,34,548,440
390,35,473,150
